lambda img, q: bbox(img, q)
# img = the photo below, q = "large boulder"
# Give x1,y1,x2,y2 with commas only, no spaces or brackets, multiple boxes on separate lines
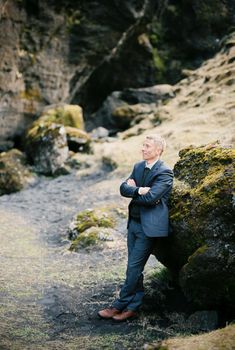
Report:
112,103,156,130
0,149,37,195
153,144,235,308
25,104,90,174
94,84,174,131
68,208,116,251
25,122,69,175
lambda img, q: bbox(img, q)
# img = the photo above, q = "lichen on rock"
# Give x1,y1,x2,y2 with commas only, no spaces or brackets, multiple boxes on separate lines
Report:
25,104,90,174
25,122,69,175
153,143,235,308
69,227,113,251
68,208,116,242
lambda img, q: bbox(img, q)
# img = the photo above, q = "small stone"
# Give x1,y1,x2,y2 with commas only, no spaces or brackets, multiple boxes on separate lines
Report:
91,127,109,140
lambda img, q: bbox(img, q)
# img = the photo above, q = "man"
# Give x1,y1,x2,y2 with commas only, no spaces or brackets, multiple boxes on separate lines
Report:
98,134,173,321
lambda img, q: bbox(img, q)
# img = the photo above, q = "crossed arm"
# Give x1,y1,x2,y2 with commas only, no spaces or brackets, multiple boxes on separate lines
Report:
127,179,150,195
120,169,173,206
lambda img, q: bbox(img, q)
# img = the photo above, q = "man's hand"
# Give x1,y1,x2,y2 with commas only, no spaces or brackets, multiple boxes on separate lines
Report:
127,179,136,187
138,187,150,195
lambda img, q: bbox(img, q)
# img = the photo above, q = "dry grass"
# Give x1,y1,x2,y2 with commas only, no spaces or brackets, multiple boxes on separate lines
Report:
146,324,235,350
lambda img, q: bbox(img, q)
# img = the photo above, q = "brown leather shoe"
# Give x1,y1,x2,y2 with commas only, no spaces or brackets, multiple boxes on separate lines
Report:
112,310,138,322
98,307,121,319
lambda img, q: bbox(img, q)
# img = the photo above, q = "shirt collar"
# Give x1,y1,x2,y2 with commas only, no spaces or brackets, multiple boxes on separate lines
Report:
145,158,159,170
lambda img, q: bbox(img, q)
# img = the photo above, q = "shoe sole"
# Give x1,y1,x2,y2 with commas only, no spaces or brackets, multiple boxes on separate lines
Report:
97,312,121,319
112,315,138,322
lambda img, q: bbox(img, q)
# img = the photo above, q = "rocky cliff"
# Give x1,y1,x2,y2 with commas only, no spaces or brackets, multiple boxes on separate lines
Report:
0,0,158,148
1,0,234,149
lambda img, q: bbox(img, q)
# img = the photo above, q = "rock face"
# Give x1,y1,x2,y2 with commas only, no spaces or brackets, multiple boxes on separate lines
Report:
153,144,235,309
0,0,158,145
1,0,233,145
149,0,235,83
93,84,174,131
0,149,36,195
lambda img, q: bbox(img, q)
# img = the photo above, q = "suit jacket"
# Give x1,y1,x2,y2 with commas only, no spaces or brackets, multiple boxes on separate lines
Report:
120,159,173,237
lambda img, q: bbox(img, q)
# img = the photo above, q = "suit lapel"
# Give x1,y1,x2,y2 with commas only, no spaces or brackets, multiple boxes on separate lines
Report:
144,159,163,184
136,161,146,186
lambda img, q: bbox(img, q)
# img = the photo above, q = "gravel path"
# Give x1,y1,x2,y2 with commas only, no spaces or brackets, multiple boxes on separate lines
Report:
0,170,165,350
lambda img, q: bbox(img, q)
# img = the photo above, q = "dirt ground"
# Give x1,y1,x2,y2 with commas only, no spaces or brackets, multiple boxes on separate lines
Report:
0,168,174,350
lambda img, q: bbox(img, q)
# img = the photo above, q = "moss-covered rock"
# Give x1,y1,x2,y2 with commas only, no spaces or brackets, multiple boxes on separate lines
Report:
40,104,84,130
68,208,115,241
69,227,112,251
25,123,69,175
64,126,91,153
180,241,235,308
25,104,91,174
112,104,156,129
153,144,235,308
0,149,37,195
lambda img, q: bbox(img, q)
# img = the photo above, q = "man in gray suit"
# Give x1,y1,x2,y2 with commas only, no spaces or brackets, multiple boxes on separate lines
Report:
98,134,173,321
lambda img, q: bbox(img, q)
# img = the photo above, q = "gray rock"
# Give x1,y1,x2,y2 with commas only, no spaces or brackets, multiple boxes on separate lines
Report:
91,127,109,140
186,310,219,332
26,123,69,175
120,85,175,104
0,140,14,152
94,85,174,130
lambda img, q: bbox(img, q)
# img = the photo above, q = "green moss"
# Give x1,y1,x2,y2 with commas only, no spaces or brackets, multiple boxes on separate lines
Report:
152,47,166,81
41,105,84,130
26,106,84,143
75,208,115,234
20,88,42,101
26,105,85,154
66,10,82,31
69,231,99,250
164,144,235,273
175,146,235,186
188,245,208,263
26,121,63,142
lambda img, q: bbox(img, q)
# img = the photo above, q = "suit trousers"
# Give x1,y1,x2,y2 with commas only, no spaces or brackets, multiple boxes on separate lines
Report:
112,219,154,311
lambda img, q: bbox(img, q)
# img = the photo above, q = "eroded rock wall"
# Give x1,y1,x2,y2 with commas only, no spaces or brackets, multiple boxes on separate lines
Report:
0,0,157,147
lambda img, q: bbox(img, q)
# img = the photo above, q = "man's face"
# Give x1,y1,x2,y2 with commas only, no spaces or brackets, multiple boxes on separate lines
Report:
141,138,161,162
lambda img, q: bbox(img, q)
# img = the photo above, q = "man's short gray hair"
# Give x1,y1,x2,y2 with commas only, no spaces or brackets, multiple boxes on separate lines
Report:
145,134,166,155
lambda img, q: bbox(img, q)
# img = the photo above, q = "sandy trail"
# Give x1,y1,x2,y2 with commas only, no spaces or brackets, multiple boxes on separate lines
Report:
0,170,164,350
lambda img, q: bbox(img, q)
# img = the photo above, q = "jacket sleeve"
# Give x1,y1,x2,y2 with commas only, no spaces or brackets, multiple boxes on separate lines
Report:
132,168,173,206
120,166,139,198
